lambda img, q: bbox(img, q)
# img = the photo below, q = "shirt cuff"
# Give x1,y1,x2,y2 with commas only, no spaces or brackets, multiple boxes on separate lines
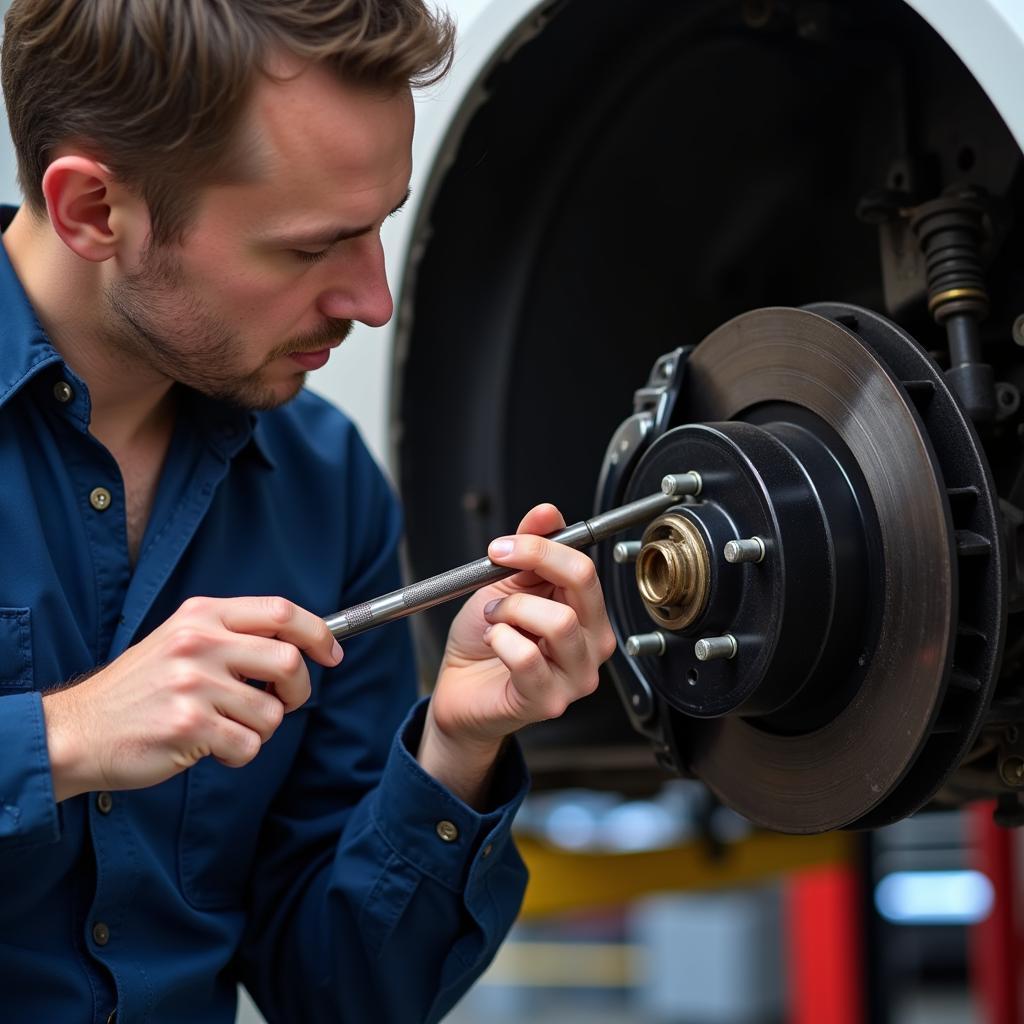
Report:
0,691,60,848
371,697,529,891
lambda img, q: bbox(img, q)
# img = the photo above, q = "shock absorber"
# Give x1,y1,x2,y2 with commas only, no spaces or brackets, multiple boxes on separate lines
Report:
909,186,995,423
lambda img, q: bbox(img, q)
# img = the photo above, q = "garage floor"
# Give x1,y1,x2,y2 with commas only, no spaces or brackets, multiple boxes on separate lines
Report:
441,990,978,1023
236,980,977,1022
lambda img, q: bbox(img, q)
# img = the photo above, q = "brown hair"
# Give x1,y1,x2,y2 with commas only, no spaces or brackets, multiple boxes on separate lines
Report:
1,0,455,243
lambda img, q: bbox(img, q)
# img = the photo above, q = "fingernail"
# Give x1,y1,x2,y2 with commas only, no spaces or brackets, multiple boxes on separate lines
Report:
483,598,503,616
483,624,494,639
331,639,343,663
489,538,514,558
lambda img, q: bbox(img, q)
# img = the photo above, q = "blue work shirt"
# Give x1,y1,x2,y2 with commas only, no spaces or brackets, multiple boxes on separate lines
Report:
0,209,529,1023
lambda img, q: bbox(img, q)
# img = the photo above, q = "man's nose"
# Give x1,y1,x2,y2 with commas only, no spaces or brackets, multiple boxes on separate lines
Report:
316,237,394,328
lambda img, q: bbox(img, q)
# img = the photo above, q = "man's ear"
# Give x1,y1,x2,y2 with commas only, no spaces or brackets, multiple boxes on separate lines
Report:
41,155,147,263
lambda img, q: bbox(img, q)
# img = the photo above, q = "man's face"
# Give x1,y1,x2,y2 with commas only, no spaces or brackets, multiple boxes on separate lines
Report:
105,56,414,410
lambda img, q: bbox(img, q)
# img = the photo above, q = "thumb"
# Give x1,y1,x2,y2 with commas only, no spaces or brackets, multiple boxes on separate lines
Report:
484,503,567,595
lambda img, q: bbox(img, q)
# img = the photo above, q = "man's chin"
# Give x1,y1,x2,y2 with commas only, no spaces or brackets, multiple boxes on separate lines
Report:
198,371,307,412
249,373,307,411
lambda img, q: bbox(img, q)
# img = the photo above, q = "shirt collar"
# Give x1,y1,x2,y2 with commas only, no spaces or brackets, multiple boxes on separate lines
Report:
182,388,276,470
0,206,64,408
0,204,275,469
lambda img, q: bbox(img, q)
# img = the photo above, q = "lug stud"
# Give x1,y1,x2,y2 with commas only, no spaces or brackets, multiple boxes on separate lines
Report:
1000,756,1024,788
694,634,737,661
625,632,667,657
724,537,766,564
613,540,642,564
661,471,702,498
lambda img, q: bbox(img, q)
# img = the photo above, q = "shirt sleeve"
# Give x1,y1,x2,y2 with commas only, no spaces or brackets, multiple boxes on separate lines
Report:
0,691,61,849
236,424,530,1024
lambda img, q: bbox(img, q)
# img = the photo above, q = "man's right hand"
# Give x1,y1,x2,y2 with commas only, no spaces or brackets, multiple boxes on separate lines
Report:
41,596,343,802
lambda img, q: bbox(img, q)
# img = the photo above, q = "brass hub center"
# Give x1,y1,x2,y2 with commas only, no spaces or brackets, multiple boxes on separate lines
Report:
635,513,711,630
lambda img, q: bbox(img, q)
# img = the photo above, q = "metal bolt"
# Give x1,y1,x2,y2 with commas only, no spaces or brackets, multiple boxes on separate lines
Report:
1000,756,1024,788
694,634,737,662
613,541,642,564
1013,314,1024,347
625,632,667,657
661,472,702,498
724,537,766,564
997,381,1021,417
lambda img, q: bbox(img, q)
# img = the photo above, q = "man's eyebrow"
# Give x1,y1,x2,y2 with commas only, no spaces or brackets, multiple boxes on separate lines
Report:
267,189,412,248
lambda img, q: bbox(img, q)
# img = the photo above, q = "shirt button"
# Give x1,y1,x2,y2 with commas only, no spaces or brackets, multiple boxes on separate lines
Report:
89,487,112,511
107,1011,117,1024
435,820,459,843
92,921,110,946
52,380,74,403
96,792,113,814
482,843,493,859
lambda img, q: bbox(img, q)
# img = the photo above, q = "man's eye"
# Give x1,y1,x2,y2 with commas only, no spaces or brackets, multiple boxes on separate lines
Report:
292,248,330,264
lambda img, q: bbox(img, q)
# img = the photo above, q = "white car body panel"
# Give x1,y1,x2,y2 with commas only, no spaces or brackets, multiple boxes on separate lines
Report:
311,0,1024,471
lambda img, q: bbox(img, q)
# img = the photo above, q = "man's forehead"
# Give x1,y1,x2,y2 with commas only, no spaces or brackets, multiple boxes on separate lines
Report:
185,56,414,240
243,55,414,221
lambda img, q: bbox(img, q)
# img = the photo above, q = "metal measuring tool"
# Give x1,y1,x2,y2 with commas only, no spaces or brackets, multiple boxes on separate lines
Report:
324,473,701,642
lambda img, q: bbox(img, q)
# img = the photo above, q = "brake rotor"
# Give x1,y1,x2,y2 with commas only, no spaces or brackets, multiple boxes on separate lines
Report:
601,304,1004,833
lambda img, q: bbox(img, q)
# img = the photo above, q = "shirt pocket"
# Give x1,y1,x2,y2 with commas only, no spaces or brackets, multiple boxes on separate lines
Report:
0,608,33,693
178,757,268,910
178,698,313,911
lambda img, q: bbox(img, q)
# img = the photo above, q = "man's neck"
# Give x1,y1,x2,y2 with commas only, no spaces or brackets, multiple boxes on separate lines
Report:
2,206,174,451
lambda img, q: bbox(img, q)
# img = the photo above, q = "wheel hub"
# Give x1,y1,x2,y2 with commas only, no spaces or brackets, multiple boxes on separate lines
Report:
597,304,1005,833
621,415,873,726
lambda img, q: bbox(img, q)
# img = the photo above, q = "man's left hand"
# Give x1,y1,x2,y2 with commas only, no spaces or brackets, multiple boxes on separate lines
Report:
417,503,617,807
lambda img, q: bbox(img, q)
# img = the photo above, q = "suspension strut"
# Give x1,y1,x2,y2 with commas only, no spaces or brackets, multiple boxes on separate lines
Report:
909,186,995,423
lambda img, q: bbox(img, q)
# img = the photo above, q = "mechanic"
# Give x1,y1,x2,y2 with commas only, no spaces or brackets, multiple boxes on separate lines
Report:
0,2,616,1021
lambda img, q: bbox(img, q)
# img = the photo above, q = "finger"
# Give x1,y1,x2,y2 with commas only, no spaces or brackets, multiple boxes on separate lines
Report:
484,623,568,721
226,634,312,713
211,674,287,742
515,502,566,537
484,593,587,670
194,596,342,669
487,534,606,628
206,715,264,768
482,505,570,592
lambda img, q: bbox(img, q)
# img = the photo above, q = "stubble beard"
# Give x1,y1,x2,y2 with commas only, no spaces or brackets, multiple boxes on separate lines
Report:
105,244,352,411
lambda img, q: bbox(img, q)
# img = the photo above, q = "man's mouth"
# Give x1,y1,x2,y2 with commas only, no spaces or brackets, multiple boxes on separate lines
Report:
288,347,335,370
285,334,346,371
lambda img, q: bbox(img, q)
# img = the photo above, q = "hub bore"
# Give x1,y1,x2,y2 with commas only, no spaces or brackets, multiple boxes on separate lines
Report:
635,513,710,629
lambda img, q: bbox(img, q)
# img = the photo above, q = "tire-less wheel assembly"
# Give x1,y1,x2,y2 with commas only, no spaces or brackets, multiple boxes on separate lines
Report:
597,303,1006,834
394,0,1024,828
